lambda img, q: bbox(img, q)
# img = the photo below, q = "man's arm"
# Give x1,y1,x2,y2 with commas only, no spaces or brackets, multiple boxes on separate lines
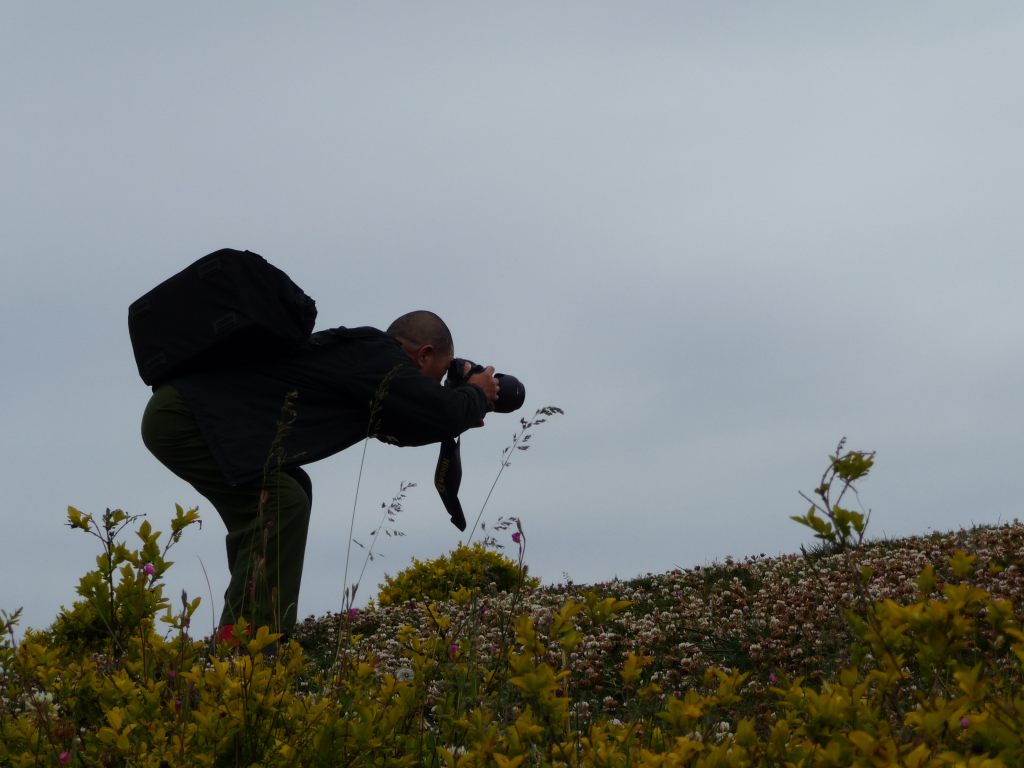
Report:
373,364,492,446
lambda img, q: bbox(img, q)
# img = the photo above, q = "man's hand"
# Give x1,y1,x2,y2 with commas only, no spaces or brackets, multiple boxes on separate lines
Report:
467,365,499,410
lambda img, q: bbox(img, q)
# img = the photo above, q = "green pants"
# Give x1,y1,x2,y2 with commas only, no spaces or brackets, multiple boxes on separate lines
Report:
141,385,311,635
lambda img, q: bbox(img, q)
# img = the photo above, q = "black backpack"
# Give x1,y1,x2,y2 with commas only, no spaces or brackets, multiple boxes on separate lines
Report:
129,248,317,387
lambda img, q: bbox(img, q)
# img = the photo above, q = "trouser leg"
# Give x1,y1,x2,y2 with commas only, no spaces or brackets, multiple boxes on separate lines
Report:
141,385,311,634
216,467,312,632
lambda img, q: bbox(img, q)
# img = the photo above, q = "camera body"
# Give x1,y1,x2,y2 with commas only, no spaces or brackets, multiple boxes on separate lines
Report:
445,358,525,414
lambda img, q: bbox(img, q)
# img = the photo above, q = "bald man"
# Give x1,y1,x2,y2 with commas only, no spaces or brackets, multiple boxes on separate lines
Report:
141,310,498,638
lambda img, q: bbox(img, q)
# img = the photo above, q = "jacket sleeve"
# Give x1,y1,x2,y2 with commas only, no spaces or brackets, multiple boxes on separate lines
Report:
372,364,490,447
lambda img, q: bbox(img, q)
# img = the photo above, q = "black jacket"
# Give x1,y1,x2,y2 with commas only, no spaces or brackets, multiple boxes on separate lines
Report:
170,327,489,486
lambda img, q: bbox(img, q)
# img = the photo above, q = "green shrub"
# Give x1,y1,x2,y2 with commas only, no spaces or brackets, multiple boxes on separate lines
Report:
47,506,200,657
376,542,539,606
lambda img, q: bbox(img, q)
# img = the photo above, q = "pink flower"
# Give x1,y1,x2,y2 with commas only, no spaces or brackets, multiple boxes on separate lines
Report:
511,532,522,544
449,642,459,657
59,752,70,765
768,673,778,684
960,716,970,728
142,563,156,576
348,608,359,619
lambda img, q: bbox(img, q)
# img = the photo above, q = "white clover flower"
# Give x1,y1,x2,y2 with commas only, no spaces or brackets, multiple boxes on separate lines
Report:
395,667,414,682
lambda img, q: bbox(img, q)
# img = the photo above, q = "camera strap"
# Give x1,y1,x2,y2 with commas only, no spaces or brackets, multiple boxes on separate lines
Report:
435,436,466,530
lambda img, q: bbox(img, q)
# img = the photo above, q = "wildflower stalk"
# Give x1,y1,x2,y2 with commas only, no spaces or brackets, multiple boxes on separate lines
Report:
340,437,371,615
490,520,530,713
340,364,400,617
331,366,403,687
239,388,300,638
437,404,562,727
466,405,563,544
2,608,21,652
352,481,413,599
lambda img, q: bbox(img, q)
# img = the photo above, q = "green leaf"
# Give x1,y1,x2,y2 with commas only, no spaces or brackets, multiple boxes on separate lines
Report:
171,505,201,539
916,565,936,597
949,550,977,578
67,506,92,531
247,625,283,654
848,510,866,535
833,451,874,482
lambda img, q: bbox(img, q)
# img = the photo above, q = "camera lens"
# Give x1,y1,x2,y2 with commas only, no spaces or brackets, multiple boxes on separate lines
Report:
494,373,525,413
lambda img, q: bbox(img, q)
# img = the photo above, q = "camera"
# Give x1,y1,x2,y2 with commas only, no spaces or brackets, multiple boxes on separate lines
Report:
445,358,525,413
436,357,526,530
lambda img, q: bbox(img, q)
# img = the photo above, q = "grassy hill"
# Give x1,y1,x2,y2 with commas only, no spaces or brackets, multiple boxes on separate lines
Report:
294,521,1024,723
4,514,1023,765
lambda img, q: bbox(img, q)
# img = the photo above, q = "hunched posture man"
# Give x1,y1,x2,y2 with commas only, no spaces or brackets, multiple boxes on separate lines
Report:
141,310,499,637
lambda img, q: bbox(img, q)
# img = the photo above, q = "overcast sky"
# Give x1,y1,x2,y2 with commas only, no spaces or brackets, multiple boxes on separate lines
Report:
4,2,1023,637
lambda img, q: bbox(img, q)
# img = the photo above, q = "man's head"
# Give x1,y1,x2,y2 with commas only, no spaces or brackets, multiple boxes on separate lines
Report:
387,310,454,381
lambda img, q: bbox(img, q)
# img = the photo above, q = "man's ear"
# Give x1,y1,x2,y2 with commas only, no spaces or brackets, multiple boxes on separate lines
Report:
416,344,434,367
413,344,443,374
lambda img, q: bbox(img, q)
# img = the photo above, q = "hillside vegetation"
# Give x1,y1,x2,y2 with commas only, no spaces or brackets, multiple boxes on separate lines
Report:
3,446,1024,764
295,520,1024,718
4,508,1024,765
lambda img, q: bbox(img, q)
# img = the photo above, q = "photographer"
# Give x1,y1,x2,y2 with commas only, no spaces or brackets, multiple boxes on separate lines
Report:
140,310,499,639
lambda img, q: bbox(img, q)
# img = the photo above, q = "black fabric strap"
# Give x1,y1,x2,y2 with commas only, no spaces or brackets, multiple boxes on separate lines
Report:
435,437,466,530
